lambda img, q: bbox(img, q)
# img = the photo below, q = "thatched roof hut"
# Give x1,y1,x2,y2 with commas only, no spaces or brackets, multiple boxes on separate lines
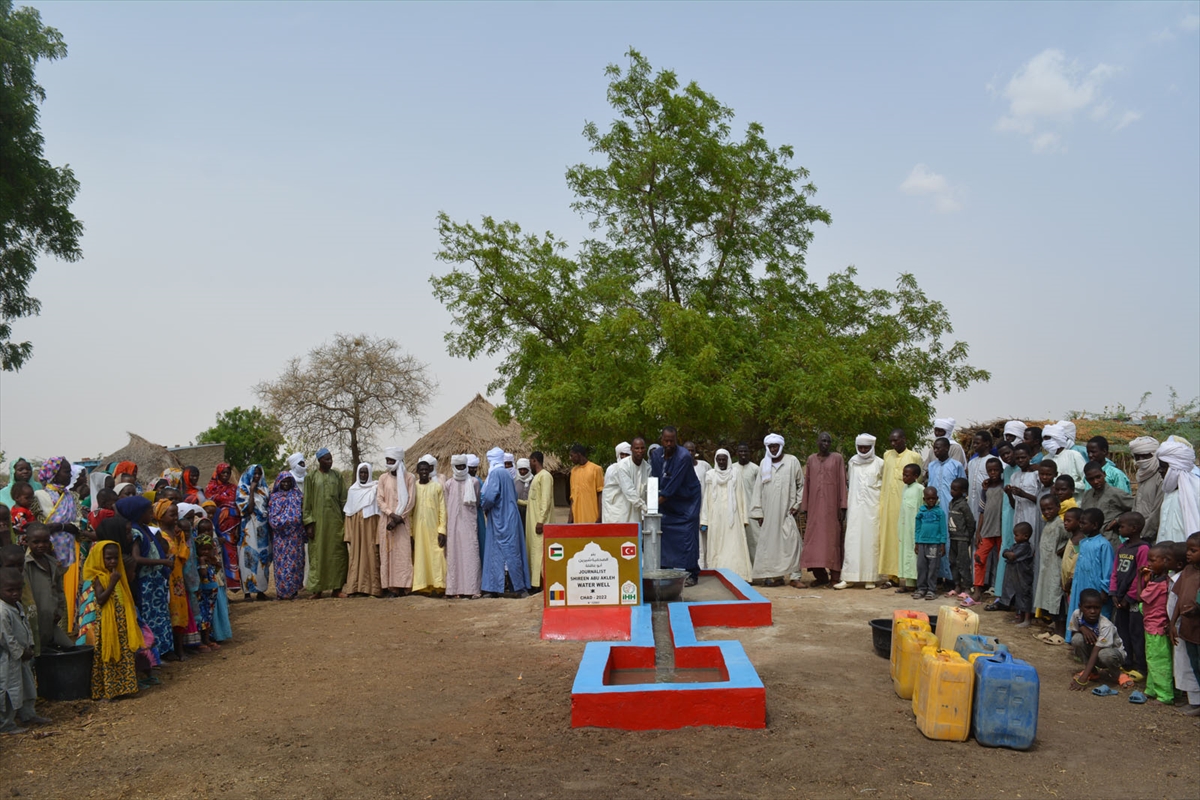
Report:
405,395,564,476
99,433,184,479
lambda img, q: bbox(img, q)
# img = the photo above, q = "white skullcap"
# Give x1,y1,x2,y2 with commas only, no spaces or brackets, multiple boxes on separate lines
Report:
418,454,437,467
516,458,530,471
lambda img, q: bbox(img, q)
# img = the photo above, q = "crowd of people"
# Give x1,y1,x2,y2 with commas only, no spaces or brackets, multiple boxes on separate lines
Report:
1,415,1199,731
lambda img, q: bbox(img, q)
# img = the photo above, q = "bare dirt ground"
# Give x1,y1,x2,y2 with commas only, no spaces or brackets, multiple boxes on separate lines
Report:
3,581,1197,800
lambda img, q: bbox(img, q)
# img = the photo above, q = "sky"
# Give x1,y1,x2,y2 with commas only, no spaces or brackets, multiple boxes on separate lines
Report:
1,1,1198,465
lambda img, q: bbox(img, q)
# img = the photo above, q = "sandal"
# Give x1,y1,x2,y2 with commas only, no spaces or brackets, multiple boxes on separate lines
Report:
959,596,979,607
1125,669,1144,681
1092,685,1119,697
983,602,1006,612
1129,691,1147,704
1044,634,1066,645
1033,632,1053,642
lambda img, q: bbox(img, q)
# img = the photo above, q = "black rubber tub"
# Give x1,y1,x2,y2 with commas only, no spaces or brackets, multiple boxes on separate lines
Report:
868,616,939,659
35,645,94,700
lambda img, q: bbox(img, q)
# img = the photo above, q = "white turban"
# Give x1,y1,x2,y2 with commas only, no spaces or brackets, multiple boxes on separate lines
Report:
615,441,632,460
286,452,307,488
1158,438,1197,493
1057,421,1078,450
761,433,785,483
418,454,437,468
450,454,475,503
1004,421,1027,442
343,463,378,517
1042,424,1068,455
383,446,408,514
504,451,517,479
516,457,533,486
176,502,206,519
466,454,480,469
933,418,956,437
852,434,877,465
486,446,506,470
1129,436,1160,482
709,448,737,517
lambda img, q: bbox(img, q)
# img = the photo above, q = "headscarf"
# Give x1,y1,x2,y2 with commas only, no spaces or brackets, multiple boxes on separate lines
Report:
486,447,505,470
116,495,152,528
1042,424,1068,455
709,448,737,517
268,472,303,529
88,471,109,508
236,465,269,532
0,457,41,507
451,455,476,504
159,468,182,490
1003,420,1027,442
933,418,956,437
176,502,206,520
96,515,132,555
1158,438,1198,494
1128,436,1161,482
615,442,632,460
383,446,408,516
852,434,878,465
286,453,307,488
343,463,378,517
761,434,785,483
206,463,236,507
80,541,144,662
516,458,533,487
114,461,138,480
70,463,85,490
181,467,203,503
418,454,437,471
114,482,133,497
37,456,68,486
1057,421,1078,451
504,452,517,479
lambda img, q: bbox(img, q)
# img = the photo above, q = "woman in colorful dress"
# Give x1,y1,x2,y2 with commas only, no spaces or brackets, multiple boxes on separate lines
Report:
0,456,41,508
154,500,193,660
205,463,241,591
237,465,271,600
120,495,174,672
267,471,306,600
181,466,206,504
33,456,83,568
74,540,142,700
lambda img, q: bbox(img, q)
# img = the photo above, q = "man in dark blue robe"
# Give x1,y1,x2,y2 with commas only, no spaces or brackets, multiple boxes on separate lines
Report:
650,426,702,584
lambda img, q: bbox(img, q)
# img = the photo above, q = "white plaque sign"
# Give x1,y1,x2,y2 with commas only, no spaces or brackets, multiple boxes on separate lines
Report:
566,541,620,605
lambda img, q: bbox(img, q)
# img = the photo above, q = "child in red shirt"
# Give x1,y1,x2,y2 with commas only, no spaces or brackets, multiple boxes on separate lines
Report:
1139,543,1175,704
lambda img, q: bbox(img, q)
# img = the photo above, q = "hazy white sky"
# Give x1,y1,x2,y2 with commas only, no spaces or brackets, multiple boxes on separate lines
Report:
1,1,1198,465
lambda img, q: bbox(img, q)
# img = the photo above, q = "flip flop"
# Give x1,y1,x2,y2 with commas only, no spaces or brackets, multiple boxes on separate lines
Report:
1092,685,1119,697
1045,634,1066,645
1129,691,1147,704
1033,632,1053,642
1117,673,1135,689
959,596,979,607
1125,669,1144,681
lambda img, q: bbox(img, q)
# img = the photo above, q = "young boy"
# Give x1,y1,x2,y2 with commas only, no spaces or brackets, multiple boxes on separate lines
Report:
1140,543,1175,704
22,524,73,651
971,457,1004,603
895,463,923,594
1060,507,1084,637
1053,475,1078,519
946,477,975,596
1035,494,1066,630
1080,461,1133,547
913,485,946,601
968,431,994,521
1003,521,1035,627
1085,436,1131,493
0,567,50,732
0,546,38,658
1068,587,1126,691
1108,511,1149,676
1169,532,1200,716
1066,508,1115,625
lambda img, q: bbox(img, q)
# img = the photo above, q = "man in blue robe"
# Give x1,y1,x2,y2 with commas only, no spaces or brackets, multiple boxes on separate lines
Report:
650,426,702,584
480,447,531,597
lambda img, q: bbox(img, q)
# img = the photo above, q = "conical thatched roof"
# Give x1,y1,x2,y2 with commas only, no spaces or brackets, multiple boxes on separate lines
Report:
99,433,184,479
405,395,563,475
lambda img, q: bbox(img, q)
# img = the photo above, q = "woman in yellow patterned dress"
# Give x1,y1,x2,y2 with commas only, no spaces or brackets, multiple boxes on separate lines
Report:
75,540,142,700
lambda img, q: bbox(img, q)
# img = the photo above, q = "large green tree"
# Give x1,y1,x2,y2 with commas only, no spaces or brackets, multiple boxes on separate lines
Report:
0,1,82,371
432,50,988,459
196,406,286,474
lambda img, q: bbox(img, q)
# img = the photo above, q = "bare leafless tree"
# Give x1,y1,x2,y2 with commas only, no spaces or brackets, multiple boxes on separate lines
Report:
256,334,437,467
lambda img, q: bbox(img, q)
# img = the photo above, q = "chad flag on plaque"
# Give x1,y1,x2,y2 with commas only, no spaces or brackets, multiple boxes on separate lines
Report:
548,582,566,607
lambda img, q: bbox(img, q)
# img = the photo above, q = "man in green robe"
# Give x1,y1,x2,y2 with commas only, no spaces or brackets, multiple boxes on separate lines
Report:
303,448,349,597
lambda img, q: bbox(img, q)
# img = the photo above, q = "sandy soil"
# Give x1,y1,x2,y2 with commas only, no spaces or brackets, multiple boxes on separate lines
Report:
2,582,1197,800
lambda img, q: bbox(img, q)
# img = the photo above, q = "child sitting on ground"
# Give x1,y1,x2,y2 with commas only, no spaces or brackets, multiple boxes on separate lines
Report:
1068,587,1126,691
1108,511,1149,678
946,477,975,596
0,566,51,732
1139,543,1175,704
913,485,946,601
1066,508,1115,625
22,523,74,651
971,457,1004,604
1003,521,1035,627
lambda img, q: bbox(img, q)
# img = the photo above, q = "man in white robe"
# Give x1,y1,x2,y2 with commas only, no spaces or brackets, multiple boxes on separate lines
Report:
613,437,650,525
602,442,635,523
750,433,803,585
733,443,762,562
837,434,885,588
701,449,752,580
685,441,711,568
1157,436,1200,543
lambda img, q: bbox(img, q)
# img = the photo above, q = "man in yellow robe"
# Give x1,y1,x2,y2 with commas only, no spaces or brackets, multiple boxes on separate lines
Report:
876,429,923,589
520,451,555,589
